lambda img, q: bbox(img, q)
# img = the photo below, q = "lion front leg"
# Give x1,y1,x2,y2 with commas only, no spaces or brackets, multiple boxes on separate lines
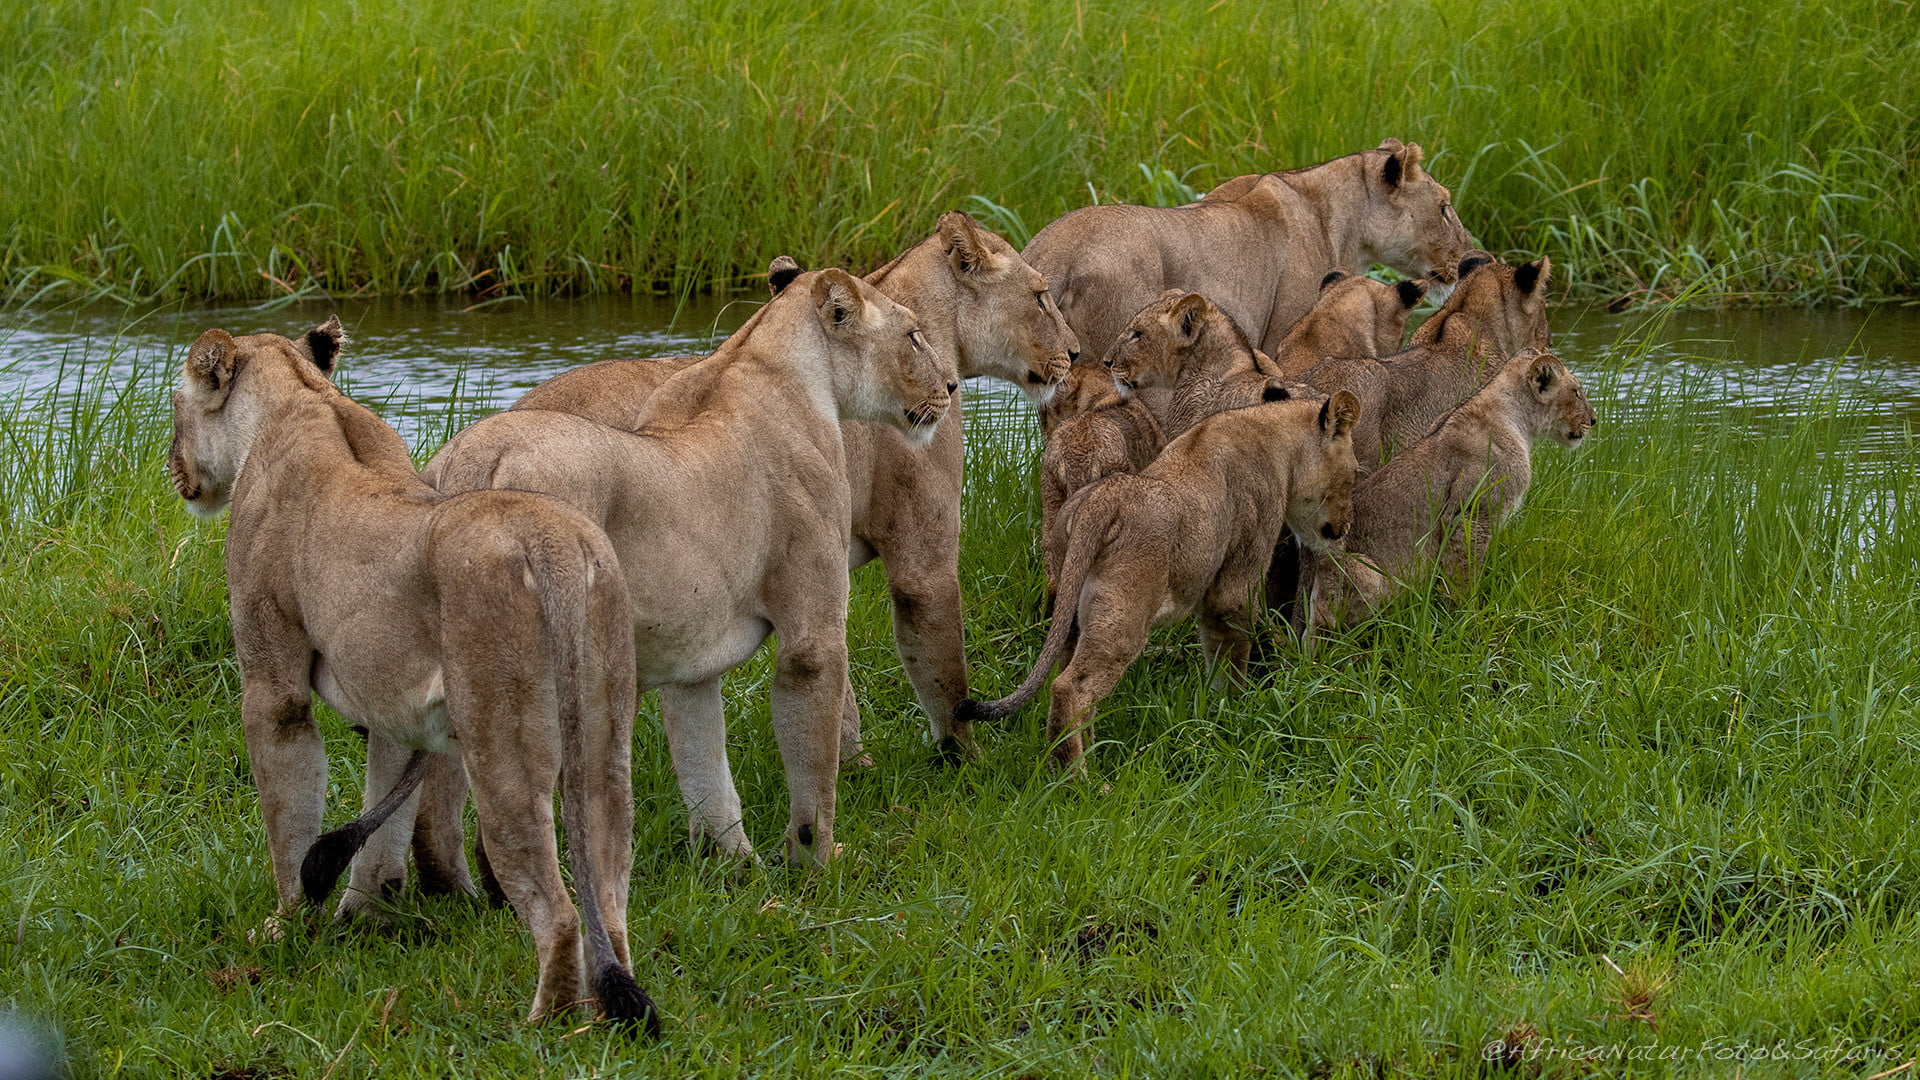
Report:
770,635,846,868
239,681,325,935
1198,604,1256,688
882,554,974,761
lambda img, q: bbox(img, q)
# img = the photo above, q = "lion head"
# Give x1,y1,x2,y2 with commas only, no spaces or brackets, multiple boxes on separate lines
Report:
170,316,345,517
1357,139,1480,297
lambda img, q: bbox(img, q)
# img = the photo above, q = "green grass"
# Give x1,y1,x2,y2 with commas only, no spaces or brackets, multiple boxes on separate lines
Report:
3,317,1920,1077
4,0,1917,306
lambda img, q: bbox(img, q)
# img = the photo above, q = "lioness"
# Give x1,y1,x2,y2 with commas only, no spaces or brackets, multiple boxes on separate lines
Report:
1309,348,1595,630
957,392,1360,771
1301,253,1551,468
1023,139,1478,362
1268,271,1428,379
1040,291,1289,589
167,317,654,1029
423,269,955,865
502,213,1075,760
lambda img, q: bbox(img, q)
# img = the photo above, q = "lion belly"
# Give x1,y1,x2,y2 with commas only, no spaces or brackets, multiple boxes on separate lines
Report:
630,613,773,689
311,652,457,753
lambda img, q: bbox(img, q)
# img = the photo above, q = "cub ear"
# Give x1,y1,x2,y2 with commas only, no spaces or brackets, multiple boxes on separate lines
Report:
768,255,804,296
1515,256,1550,297
1524,349,1560,395
1157,287,1188,301
1320,388,1360,440
1457,252,1495,280
1168,292,1210,343
1395,279,1428,308
812,268,865,332
1319,269,1350,291
184,328,238,403
1261,381,1290,403
301,315,344,374
937,210,1003,278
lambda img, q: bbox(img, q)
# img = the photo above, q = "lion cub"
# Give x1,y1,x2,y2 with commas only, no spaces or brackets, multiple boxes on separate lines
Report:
1309,348,1596,629
958,392,1360,772
167,318,654,1030
1302,253,1551,469
1040,290,1288,589
1268,270,1428,379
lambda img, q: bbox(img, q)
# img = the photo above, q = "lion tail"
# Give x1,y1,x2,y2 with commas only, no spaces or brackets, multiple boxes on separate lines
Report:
529,532,661,1037
954,483,1117,724
299,748,432,905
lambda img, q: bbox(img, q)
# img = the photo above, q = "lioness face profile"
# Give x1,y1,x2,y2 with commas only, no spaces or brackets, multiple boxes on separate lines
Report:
1362,141,1477,295
813,268,957,444
935,212,1078,402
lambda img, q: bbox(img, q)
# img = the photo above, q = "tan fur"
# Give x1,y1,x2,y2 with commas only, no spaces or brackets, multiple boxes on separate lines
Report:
501,214,1074,760
167,318,646,1025
1268,271,1427,379
419,269,955,866
1309,349,1596,629
1301,254,1552,469
958,393,1359,772
1023,139,1479,365
1039,291,1287,589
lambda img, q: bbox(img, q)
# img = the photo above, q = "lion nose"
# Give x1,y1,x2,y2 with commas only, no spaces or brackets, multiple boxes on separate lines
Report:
945,381,958,395
1320,522,1344,541
1102,357,1113,368
1067,348,1081,364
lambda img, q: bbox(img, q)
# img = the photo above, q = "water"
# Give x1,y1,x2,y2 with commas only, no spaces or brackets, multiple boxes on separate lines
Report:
4,296,1919,457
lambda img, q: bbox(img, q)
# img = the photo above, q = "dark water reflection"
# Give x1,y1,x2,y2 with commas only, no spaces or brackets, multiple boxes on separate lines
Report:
4,296,1918,458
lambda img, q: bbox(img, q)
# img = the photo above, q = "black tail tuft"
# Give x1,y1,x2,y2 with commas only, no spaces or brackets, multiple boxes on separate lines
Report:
301,823,369,904
952,697,995,724
595,964,662,1037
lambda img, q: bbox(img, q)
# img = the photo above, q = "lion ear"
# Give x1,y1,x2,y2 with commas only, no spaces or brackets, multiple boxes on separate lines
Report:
1457,252,1495,280
1319,270,1350,291
1381,143,1424,188
768,255,804,296
937,211,1003,279
185,329,238,405
301,315,344,374
1524,350,1559,396
1395,279,1428,308
1168,292,1210,343
812,268,865,332
1515,256,1550,297
1321,389,1360,440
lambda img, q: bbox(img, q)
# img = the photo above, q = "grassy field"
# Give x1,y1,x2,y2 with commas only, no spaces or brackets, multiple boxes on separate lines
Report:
3,317,1919,1077
4,0,1917,306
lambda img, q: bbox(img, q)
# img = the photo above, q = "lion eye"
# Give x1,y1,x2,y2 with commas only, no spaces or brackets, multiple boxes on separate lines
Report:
1035,291,1050,311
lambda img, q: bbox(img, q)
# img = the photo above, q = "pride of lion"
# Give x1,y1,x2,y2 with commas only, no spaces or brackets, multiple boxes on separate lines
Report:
168,139,1593,1031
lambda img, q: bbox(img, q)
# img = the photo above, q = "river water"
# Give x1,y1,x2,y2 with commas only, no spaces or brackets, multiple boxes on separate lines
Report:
4,296,1918,459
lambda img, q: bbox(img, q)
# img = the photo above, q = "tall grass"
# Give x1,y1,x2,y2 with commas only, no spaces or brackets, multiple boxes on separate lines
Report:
3,0,1915,307
4,317,1920,1075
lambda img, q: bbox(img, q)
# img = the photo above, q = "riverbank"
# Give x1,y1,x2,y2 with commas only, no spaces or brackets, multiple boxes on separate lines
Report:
3,312,1918,1075
5,0,1916,306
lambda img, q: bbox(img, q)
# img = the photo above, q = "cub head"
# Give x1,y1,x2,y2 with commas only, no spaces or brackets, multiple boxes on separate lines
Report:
805,267,956,444
1359,139,1480,300
1102,290,1260,399
1515,349,1596,448
169,315,343,517
1411,252,1552,359
935,211,1078,404
1312,270,1428,356
1288,389,1361,552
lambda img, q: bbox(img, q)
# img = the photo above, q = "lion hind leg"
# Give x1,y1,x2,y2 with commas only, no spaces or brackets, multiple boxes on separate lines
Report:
661,678,754,860
1044,583,1155,774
